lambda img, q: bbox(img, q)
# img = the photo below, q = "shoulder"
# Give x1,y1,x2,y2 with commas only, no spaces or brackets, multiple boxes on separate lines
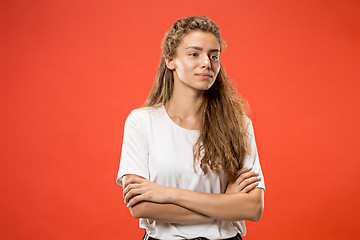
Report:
243,115,255,138
243,115,253,130
243,115,252,126
125,105,165,126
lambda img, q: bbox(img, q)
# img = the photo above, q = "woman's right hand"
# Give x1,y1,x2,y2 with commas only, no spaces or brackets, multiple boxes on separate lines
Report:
225,167,261,194
123,176,174,208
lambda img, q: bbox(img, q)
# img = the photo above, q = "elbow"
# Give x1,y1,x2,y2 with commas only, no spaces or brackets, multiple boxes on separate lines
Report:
129,207,141,219
250,199,264,222
129,202,147,219
222,199,264,222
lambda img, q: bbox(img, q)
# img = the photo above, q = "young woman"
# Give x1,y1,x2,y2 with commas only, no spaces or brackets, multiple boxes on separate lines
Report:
116,16,265,240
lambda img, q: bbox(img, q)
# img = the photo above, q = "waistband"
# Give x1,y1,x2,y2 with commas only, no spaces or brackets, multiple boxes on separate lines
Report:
142,232,243,240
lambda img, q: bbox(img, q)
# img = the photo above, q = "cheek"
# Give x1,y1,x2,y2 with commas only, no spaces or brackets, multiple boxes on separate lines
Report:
213,63,220,76
178,59,197,72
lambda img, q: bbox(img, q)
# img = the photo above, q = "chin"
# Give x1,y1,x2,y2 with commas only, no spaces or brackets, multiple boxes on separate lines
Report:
202,82,215,91
193,84,212,91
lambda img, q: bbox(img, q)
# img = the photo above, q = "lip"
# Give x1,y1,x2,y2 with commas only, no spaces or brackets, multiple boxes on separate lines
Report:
195,73,213,79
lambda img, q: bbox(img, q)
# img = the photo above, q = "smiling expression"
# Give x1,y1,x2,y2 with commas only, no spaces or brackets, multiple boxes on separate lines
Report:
166,30,221,92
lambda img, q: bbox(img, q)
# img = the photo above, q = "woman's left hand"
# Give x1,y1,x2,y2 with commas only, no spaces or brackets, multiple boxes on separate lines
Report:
225,167,260,194
123,177,172,208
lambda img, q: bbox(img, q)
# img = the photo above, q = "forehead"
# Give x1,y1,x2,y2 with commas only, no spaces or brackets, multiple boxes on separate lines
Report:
178,30,220,50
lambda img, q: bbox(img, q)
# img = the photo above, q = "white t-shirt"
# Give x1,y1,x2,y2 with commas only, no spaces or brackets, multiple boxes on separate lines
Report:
116,105,265,239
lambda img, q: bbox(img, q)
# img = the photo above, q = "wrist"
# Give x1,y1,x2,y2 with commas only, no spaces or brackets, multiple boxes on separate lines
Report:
168,187,179,204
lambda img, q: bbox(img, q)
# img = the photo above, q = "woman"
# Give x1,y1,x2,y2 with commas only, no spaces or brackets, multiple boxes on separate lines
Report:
116,16,265,240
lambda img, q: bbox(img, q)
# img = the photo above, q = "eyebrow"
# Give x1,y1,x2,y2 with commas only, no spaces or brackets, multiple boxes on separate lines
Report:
185,46,220,52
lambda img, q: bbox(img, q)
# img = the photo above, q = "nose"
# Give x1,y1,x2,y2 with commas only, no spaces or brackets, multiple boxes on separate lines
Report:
200,54,211,69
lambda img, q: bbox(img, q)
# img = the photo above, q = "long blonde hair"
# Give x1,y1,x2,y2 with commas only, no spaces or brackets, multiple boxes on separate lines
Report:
145,16,250,181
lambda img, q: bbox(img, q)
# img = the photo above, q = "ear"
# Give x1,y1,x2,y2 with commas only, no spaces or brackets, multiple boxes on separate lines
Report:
165,57,175,70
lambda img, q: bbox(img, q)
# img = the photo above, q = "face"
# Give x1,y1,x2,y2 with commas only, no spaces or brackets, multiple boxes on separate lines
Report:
166,30,221,92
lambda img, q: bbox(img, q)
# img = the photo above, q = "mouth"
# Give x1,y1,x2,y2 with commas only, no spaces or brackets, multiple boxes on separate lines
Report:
195,73,213,79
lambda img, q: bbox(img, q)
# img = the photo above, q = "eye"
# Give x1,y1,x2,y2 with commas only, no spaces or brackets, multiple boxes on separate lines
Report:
189,52,198,57
210,55,218,61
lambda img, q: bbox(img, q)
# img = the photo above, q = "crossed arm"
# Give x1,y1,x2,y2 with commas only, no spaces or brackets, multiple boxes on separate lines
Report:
122,168,264,223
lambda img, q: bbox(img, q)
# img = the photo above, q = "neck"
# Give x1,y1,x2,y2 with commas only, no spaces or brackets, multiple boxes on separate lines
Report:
166,85,204,118
164,81,205,130
166,94,203,118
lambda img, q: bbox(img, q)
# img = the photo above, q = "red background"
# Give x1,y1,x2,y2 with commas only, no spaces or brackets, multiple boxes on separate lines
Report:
2,0,360,239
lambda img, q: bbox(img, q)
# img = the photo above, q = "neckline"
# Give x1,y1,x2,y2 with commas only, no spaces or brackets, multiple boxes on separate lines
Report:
161,105,200,132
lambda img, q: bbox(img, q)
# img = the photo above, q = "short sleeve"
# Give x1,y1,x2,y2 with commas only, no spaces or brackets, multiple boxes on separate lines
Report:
116,110,149,186
242,119,265,191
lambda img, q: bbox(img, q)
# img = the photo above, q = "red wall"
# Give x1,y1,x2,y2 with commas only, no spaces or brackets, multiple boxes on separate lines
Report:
2,0,360,239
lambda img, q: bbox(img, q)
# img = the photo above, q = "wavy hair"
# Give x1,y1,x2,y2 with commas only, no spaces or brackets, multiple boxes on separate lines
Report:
145,16,250,181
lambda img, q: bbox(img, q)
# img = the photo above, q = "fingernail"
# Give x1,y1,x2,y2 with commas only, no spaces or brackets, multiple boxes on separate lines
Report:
254,170,259,175
257,176,262,180
247,166,252,170
126,203,129,208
